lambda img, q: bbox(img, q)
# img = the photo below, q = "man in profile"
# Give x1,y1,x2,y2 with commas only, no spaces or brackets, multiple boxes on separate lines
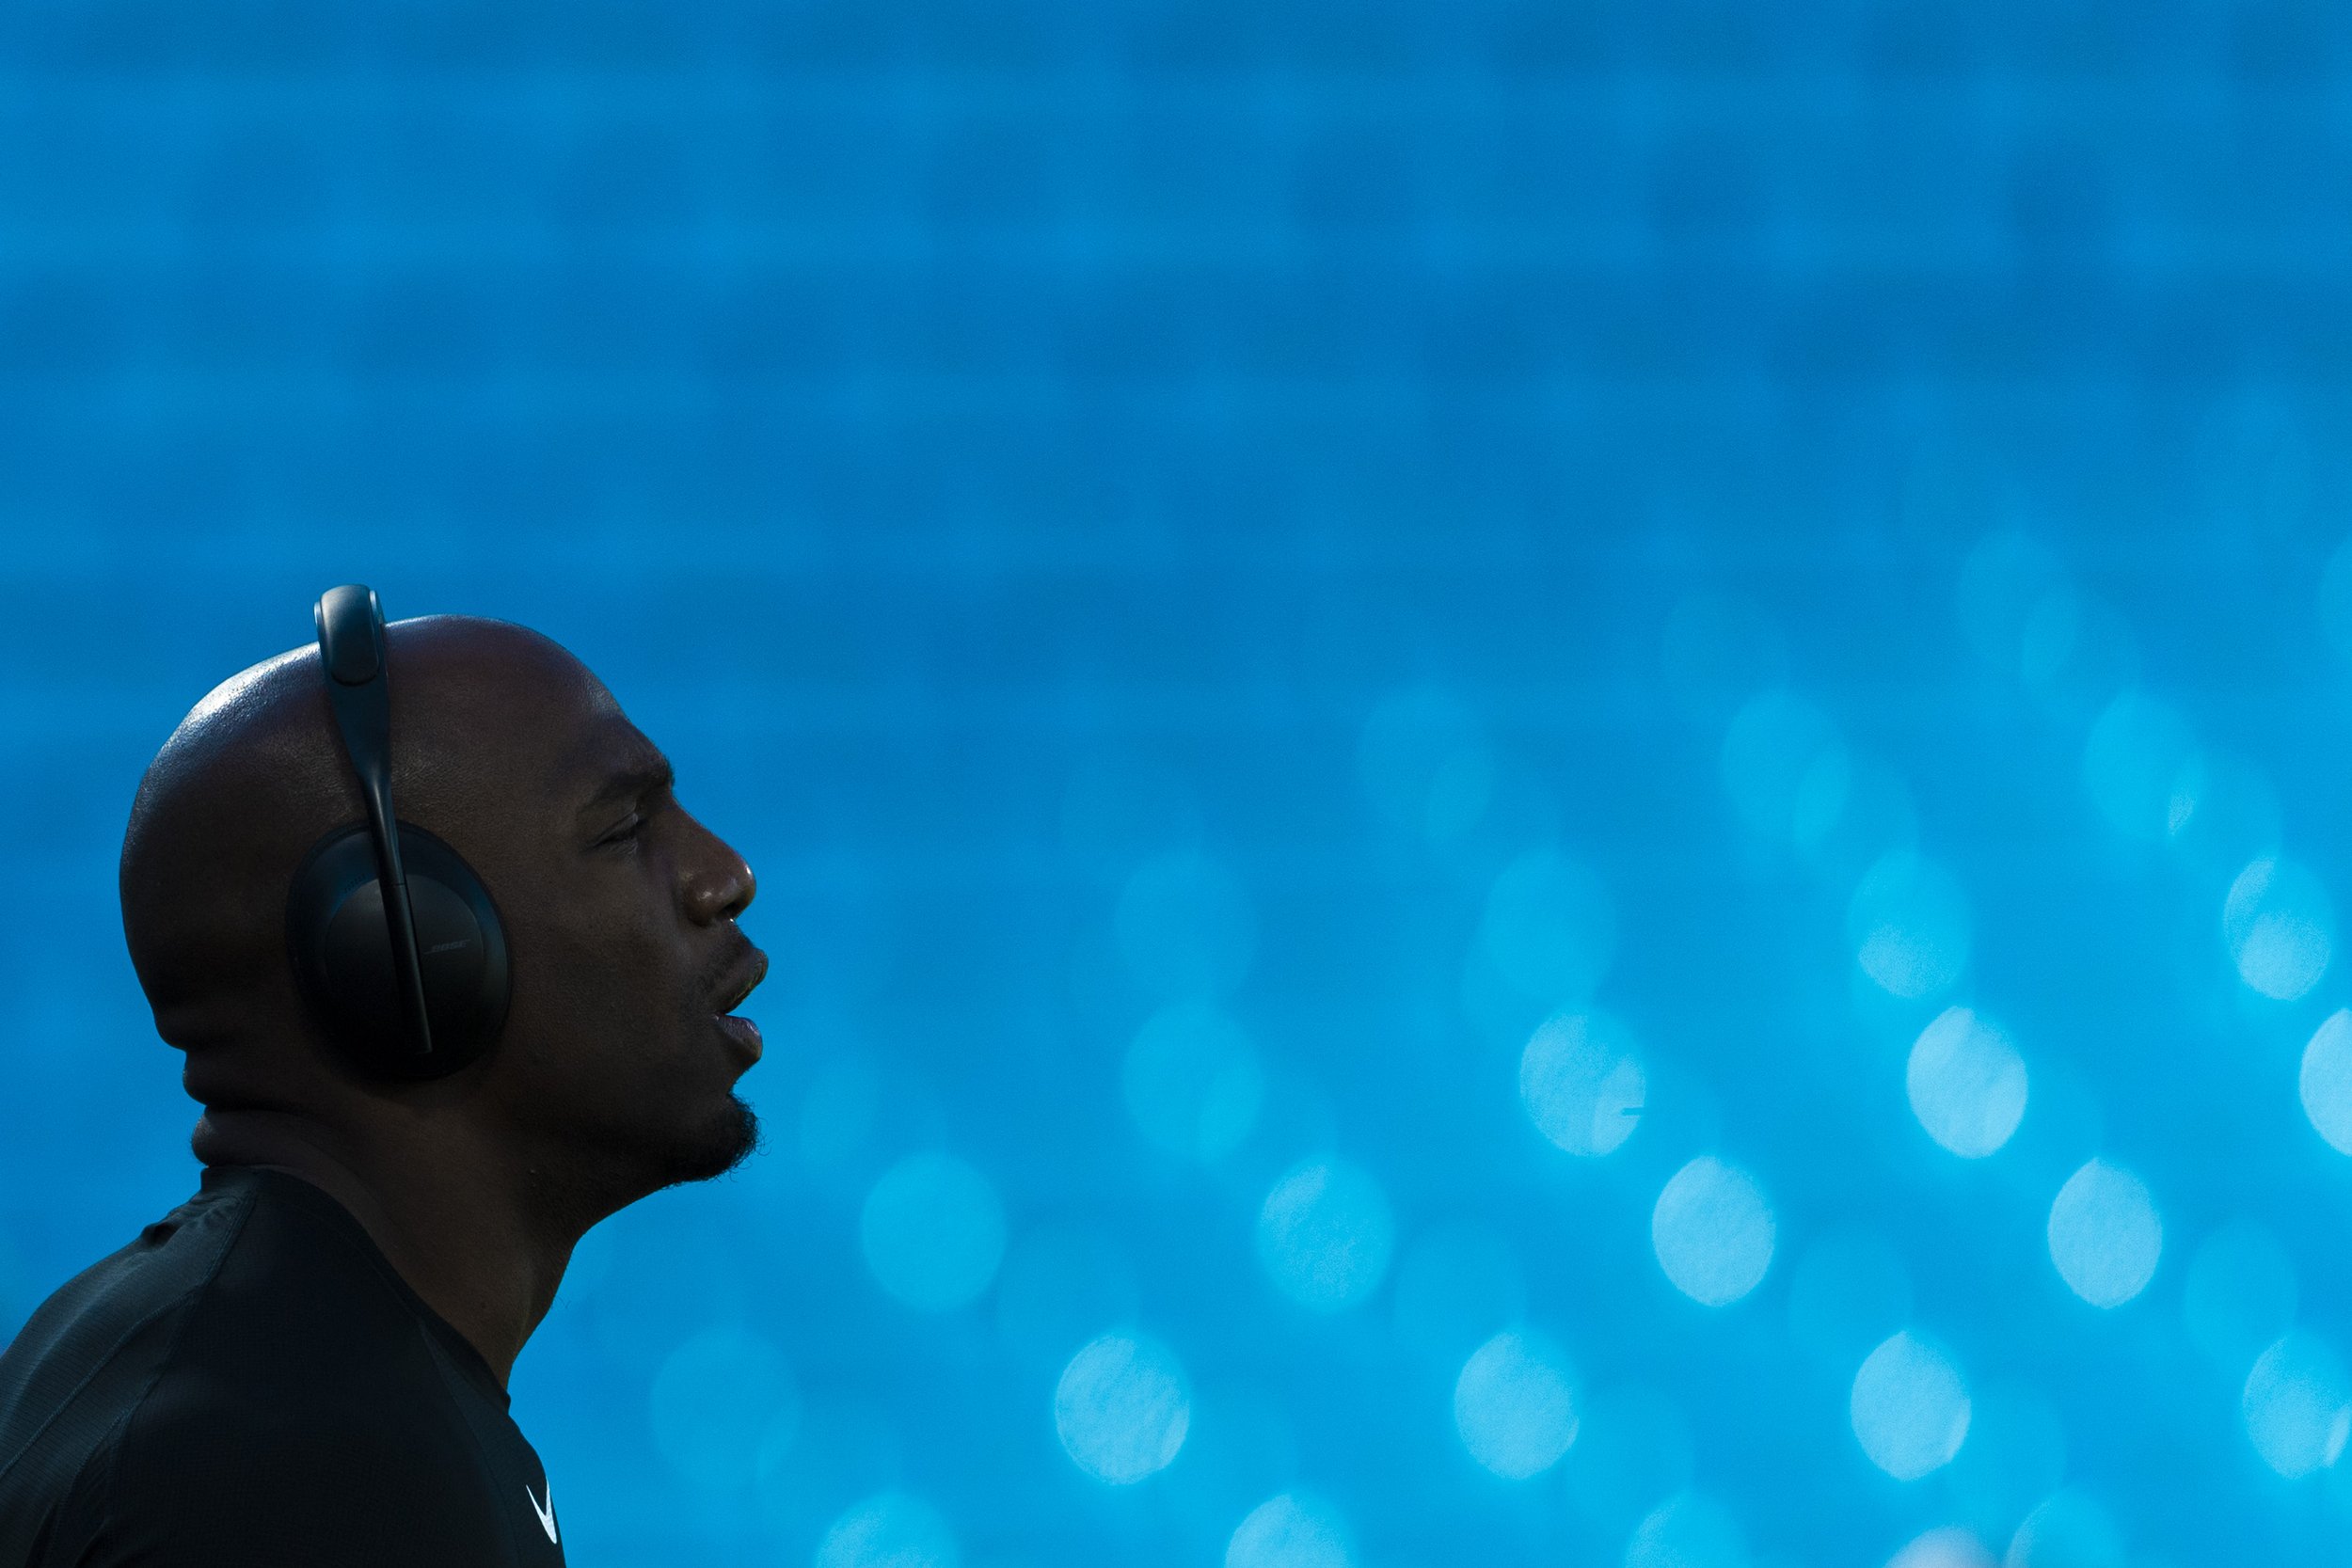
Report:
0,599,767,1565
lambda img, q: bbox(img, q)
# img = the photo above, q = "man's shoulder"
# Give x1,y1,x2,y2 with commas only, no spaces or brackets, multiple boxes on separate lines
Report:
0,1178,259,1565
96,1307,532,1568
0,1167,429,1447
0,1179,255,1473
65,1384,517,1568
0,1170,533,1567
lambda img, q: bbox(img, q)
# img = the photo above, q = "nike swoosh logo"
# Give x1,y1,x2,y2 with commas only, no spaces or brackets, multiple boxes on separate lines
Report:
526,1481,558,1544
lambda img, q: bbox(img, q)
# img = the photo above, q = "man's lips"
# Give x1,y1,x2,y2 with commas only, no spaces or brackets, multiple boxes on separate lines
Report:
712,944,770,1015
711,944,769,1065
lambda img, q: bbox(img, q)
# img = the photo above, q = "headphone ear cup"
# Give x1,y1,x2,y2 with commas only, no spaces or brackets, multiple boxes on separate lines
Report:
287,824,511,1081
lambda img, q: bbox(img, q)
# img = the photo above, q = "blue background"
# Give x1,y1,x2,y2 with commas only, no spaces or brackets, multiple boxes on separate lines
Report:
5,1,2352,1564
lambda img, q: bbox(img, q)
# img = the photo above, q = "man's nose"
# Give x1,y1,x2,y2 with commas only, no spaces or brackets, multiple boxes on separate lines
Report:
683,824,755,926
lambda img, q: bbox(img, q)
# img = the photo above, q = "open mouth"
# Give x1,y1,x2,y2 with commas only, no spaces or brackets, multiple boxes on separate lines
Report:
712,945,770,1017
709,944,770,1065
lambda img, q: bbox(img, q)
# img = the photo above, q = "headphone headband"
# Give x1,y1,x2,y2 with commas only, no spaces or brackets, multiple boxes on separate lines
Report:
313,586,436,1063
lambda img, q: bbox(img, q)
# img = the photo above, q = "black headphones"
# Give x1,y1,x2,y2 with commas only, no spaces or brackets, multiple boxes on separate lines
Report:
284,586,512,1081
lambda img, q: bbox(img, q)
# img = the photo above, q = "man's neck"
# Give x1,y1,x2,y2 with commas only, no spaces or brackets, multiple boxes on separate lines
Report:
191,1106,591,1386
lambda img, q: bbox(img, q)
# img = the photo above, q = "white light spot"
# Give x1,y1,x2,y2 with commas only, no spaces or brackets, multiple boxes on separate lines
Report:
859,1153,1008,1312
1651,1157,1775,1307
1225,1492,1353,1568
2183,1220,2297,1371
1850,1331,1971,1481
2080,694,2198,842
1887,1528,1995,1568
649,1325,797,1489
1256,1160,1395,1312
2224,857,2333,1002
1721,690,1848,846
1905,1007,2027,1159
1478,849,1617,1005
815,1491,961,1568
1520,1011,1645,1157
2300,1010,2352,1155
2045,1160,2161,1308
2242,1332,2352,1479
1454,1329,1581,1480
1054,1331,1191,1484
1623,1491,1746,1568
1117,851,1256,1000
2005,1490,2122,1568
1124,1003,1264,1162
1848,852,1971,1000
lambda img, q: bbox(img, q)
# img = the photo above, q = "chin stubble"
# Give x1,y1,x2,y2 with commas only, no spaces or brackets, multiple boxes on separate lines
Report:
657,1092,762,1188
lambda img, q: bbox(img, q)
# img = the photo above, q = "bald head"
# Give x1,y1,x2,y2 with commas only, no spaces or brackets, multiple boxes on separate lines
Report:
120,617,608,1064
120,610,763,1199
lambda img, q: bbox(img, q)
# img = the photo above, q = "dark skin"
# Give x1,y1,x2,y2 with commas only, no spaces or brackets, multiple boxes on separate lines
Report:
117,615,766,1386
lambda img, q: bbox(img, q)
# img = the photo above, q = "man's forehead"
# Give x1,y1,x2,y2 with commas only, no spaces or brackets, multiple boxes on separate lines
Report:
561,717,672,807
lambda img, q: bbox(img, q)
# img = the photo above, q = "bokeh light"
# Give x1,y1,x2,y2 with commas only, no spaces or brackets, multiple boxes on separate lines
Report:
2298,1009,2352,1155
1054,1331,1192,1484
1652,1158,1776,1308
5,16,2349,1565
2223,858,2334,1003
1848,853,1972,1001
860,1153,1009,1313
1850,1331,1971,1481
2241,1333,2352,1480
1887,1528,1996,1568
1905,1008,2028,1160
1624,1491,1747,1568
1225,1492,1354,1568
2046,1161,2162,1309
1520,1011,1646,1159
1256,1160,1396,1313
2004,1491,2122,1568
1453,1329,1581,1481
815,1492,961,1568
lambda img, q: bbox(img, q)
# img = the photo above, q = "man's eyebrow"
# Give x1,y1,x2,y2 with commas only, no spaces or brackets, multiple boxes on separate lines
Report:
579,752,675,814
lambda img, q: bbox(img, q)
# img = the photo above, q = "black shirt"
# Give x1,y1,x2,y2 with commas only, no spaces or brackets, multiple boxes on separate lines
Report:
0,1166,566,1567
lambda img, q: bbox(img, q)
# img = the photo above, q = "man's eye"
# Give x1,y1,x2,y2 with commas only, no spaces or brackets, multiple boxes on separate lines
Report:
597,815,645,847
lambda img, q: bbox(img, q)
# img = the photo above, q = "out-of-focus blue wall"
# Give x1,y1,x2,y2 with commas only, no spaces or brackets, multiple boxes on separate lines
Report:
7,2,2352,1565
